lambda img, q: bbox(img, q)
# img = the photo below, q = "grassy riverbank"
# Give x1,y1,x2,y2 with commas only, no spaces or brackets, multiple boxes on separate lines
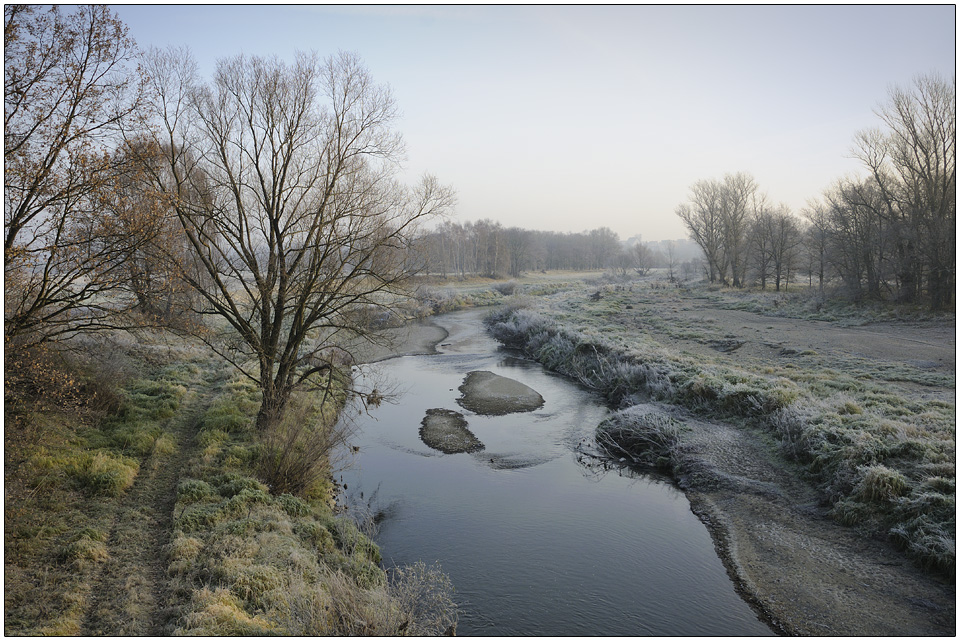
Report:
4,333,456,635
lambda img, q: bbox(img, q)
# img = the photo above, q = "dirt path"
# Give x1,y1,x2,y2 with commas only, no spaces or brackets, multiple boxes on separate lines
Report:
79,375,218,636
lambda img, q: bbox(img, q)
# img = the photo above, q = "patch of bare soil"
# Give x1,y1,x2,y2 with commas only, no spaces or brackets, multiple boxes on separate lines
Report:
419,408,485,454
347,321,449,364
457,371,545,415
647,299,955,403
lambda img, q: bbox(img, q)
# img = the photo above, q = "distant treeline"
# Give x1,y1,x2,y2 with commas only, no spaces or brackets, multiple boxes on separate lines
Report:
417,222,625,278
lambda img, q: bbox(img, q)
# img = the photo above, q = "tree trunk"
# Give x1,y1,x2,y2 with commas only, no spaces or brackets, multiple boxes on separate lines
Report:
256,385,291,432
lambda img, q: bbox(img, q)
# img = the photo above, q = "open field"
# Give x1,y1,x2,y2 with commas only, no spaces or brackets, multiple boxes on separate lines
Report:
431,269,954,635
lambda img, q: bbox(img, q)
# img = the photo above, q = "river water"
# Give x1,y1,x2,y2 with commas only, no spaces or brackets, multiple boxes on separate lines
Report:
339,309,773,636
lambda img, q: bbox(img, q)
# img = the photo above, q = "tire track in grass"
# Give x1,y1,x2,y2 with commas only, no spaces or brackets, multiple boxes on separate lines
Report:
79,363,224,636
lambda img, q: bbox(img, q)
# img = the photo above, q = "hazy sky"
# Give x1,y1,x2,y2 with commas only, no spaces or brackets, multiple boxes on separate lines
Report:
112,4,955,242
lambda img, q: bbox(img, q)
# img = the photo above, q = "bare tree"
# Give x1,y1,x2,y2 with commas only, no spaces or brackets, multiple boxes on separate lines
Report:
663,240,678,281
720,172,758,287
139,49,454,431
582,227,618,271
769,206,801,291
802,199,831,296
853,73,955,309
822,177,890,300
504,227,530,278
676,180,725,283
677,173,758,287
632,241,652,276
750,205,775,289
4,5,147,347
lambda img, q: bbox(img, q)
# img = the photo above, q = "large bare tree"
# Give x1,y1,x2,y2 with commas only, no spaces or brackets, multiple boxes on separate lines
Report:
853,73,955,309
720,172,758,288
676,179,725,283
137,48,454,430
4,5,147,347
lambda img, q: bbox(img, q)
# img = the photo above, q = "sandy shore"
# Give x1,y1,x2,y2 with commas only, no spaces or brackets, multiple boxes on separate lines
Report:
350,320,450,364
668,406,955,635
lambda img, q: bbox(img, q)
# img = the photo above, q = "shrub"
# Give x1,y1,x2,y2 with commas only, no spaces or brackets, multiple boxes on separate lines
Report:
385,561,459,636
830,498,874,526
202,401,250,433
105,422,159,457
68,451,138,497
197,429,230,450
295,522,335,553
765,403,808,460
596,407,681,468
277,494,311,517
177,479,215,503
152,432,177,456
177,504,223,533
167,534,204,576
853,464,908,503
889,513,956,574
215,474,268,498
325,553,385,590
258,393,351,497
58,528,109,571
329,519,382,565
230,564,285,610
175,587,278,635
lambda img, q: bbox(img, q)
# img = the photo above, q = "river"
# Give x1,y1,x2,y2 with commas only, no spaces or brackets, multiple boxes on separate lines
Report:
339,308,774,636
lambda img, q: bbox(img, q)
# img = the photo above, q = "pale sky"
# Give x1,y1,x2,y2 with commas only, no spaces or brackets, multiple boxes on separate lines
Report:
112,4,955,242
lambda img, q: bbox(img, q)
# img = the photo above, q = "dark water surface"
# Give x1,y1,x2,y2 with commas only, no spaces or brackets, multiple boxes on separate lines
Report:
339,309,773,636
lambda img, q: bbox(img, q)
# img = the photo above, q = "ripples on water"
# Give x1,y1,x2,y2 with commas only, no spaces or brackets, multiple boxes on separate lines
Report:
339,310,773,636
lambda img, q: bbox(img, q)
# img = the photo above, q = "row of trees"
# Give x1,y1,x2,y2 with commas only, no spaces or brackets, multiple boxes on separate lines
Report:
676,173,803,292
677,73,955,309
5,6,453,433
418,222,622,278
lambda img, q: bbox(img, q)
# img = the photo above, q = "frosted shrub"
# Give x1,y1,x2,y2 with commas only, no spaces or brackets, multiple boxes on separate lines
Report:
854,464,909,503
596,406,682,468
765,403,809,460
488,309,675,407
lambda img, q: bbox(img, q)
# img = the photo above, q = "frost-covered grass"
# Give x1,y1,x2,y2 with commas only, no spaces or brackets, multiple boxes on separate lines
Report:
695,283,955,326
596,407,683,470
484,295,955,576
